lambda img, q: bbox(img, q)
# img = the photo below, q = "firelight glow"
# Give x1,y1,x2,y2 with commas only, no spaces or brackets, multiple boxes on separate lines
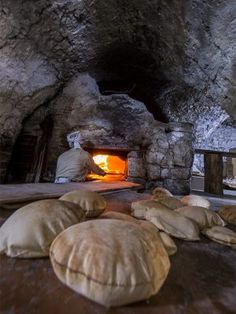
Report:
93,155,109,172
92,154,126,175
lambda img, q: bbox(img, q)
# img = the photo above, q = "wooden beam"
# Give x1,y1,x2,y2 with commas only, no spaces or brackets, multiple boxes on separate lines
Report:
204,153,223,195
195,149,236,158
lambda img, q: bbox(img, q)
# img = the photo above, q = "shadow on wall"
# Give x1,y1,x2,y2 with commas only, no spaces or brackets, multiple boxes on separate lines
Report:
93,0,236,153
98,78,169,123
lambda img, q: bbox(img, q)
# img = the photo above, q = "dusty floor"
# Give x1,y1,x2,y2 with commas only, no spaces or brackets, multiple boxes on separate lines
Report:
0,190,236,314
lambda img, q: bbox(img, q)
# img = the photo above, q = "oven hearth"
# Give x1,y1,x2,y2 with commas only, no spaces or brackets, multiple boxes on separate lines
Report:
86,148,127,181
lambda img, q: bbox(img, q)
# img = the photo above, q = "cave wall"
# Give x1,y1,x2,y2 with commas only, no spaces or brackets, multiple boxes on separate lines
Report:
0,0,235,183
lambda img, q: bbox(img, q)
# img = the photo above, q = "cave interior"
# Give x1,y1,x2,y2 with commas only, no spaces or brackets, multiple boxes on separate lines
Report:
0,0,236,313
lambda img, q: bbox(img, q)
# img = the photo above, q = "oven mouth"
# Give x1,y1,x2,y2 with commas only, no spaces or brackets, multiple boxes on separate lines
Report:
85,148,128,182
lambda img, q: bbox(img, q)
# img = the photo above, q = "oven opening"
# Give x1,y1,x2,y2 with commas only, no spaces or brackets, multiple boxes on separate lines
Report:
86,149,128,182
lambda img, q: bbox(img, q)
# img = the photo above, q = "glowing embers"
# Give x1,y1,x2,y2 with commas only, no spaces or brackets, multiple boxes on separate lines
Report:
88,154,127,181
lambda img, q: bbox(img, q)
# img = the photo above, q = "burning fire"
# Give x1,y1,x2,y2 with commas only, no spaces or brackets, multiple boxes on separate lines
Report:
92,154,125,175
93,155,109,172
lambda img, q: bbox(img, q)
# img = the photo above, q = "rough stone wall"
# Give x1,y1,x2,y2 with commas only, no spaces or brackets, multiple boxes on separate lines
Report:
0,1,61,181
150,0,236,138
0,0,235,184
45,73,154,169
202,125,236,152
152,85,236,150
145,122,193,193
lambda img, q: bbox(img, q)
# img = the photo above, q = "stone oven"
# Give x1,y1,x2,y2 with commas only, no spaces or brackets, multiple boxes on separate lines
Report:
85,146,129,181
3,73,193,194
42,73,193,194
84,146,144,183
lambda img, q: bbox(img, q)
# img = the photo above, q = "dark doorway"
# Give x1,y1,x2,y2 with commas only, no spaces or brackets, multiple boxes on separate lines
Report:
6,116,53,183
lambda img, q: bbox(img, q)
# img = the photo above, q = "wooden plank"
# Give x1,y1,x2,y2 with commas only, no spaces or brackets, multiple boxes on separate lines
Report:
85,145,140,152
204,153,223,195
195,149,236,158
0,181,142,207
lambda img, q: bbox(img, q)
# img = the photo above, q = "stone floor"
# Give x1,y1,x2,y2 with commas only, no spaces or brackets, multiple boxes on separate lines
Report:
0,190,236,314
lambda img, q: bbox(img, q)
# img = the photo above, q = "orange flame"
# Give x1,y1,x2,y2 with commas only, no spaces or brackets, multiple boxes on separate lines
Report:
93,155,109,172
93,154,125,174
